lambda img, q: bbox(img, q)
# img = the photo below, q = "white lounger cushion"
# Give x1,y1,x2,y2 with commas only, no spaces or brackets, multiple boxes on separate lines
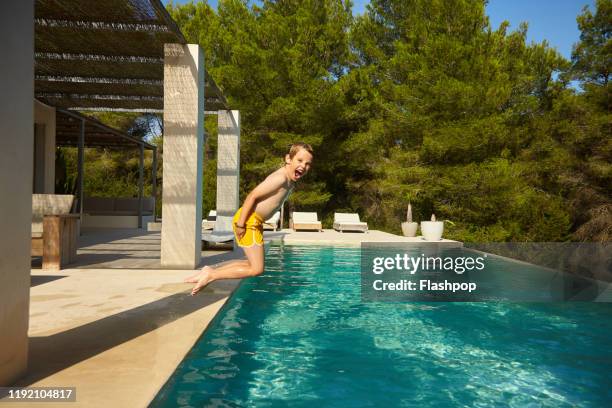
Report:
334,212,362,223
291,212,322,231
263,211,281,231
333,212,368,232
266,211,280,224
292,212,319,223
202,210,217,230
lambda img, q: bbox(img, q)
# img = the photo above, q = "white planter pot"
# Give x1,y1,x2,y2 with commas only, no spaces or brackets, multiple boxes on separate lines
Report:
420,221,444,241
401,222,418,237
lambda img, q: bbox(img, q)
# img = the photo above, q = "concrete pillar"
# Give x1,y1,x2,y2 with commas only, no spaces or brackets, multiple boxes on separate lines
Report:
34,100,56,193
138,143,144,229
76,119,85,216
161,44,205,269
152,147,158,220
216,110,240,219
0,1,33,385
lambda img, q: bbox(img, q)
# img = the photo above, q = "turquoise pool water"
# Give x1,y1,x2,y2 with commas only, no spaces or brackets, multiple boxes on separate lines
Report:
151,244,612,407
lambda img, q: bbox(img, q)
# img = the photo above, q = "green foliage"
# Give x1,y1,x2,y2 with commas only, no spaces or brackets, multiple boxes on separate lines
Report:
336,0,580,241
571,0,611,112
55,111,163,216
62,0,610,242
56,146,156,199
572,0,611,87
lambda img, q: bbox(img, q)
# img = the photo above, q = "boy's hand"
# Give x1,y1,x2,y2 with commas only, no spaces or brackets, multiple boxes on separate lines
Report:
235,225,246,240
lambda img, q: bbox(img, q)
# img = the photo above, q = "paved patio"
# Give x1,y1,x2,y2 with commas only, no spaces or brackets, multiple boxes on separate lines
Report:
266,228,460,246
14,228,459,407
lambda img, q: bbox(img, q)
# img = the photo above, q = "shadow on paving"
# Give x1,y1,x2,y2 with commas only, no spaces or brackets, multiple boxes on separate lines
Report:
30,275,67,287
15,289,229,387
65,247,239,270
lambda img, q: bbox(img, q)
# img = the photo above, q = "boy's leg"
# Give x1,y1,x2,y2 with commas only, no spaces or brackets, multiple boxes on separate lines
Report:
242,243,265,276
190,244,264,295
183,260,249,283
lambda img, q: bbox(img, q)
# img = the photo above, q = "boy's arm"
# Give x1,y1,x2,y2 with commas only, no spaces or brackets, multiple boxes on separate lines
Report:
235,172,286,228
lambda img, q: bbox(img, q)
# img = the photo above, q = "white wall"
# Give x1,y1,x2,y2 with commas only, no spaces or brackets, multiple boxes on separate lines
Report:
0,0,34,385
34,100,56,193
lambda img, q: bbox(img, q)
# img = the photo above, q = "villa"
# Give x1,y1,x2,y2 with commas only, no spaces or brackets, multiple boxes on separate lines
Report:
2,0,238,397
0,1,431,405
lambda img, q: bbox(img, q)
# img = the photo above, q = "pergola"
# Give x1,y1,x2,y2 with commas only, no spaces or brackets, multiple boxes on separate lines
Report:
30,0,240,269
34,0,228,112
53,108,158,229
32,0,231,230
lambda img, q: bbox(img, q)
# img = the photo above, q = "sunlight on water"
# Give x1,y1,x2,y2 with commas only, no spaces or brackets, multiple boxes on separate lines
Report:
152,244,612,407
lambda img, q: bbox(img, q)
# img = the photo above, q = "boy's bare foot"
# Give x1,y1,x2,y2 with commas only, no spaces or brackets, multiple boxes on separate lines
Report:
184,265,213,283
183,270,202,284
191,266,214,296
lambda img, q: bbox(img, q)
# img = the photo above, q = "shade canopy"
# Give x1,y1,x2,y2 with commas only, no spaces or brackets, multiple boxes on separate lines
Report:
55,109,156,149
34,0,228,112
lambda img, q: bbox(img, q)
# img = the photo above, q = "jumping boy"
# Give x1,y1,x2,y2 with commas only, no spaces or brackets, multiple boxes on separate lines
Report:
185,142,314,295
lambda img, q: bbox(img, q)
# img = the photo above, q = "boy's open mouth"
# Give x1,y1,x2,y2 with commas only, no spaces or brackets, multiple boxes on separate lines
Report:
294,168,304,180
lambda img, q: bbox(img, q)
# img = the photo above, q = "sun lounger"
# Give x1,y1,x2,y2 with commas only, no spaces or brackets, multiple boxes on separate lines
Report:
291,212,322,231
263,211,281,231
202,210,217,230
333,212,368,233
202,214,234,246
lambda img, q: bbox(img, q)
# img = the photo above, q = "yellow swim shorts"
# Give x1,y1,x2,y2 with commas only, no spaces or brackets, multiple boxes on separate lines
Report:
232,207,264,247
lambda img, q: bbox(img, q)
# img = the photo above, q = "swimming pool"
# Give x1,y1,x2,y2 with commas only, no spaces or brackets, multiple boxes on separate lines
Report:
151,244,612,407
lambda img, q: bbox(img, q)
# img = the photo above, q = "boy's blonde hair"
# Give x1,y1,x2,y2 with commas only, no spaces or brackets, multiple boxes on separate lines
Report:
287,142,314,158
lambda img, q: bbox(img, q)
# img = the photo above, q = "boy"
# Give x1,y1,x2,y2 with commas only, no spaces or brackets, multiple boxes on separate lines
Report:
185,142,314,295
